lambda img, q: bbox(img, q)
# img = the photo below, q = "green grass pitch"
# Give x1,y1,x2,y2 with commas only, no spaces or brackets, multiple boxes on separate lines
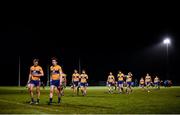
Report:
0,86,180,114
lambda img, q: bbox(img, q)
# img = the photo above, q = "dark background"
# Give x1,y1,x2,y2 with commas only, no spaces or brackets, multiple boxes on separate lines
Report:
0,3,180,86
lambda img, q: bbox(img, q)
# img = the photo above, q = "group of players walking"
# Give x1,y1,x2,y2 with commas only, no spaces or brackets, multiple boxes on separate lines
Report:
27,58,88,105
27,58,160,105
107,71,160,94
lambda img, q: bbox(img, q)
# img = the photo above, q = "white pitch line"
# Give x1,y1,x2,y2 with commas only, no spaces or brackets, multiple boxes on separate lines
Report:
0,99,61,113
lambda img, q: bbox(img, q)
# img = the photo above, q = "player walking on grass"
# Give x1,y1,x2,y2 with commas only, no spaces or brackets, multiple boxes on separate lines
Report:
139,77,145,89
28,59,44,104
107,72,115,94
126,72,133,94
48,57,63,105
145,73,152,92
154,76,160,89
72,69,80,95
117,71,124,94
60,72,67,96
79,70,88,96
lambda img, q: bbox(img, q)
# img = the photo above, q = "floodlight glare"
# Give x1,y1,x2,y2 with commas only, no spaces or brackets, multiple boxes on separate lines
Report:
163,38,170,44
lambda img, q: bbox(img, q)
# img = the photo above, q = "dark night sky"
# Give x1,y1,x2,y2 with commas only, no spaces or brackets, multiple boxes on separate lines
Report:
1,4,180,86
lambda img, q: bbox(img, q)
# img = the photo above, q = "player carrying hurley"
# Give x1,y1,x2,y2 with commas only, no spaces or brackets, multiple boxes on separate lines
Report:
125,72,133,94
107,72,115,94
145,73,152,92
139,77,145,89
27,59,44,104
48,57,63,105
79,70,89,96
117,71,124,94
71,69,80,95
60,72,67,96
154,76,160,89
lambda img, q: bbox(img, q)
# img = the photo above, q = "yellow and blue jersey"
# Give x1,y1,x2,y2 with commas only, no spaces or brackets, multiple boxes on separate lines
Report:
80,74,88,83
117,73,124,81
72,73,80,82
61,73,66,82
154,77,159,83
30,65,43,81
108,75,115,83
140,78,144,84
50,65,62,80
126,75,132,82
145,76,151,83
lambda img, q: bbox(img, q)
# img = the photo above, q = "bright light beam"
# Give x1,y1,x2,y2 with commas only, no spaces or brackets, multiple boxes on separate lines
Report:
163,38,171,44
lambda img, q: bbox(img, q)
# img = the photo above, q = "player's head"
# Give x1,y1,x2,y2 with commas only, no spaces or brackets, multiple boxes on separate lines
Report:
110,72,112,75
51,57,58,66
82,70,86,74
128,72,131,75
74,69,78,73
147,73,149,76
118,71,122,73
33,59,39,66
141,77,144,79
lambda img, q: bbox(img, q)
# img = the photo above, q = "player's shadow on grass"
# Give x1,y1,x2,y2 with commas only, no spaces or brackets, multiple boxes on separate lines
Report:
24,101,58,105
23,101,113,110
25,101,31,104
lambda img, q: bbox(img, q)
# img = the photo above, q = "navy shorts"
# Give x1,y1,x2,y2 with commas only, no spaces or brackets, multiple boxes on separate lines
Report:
108,82,115,86
118,81,124,85
127,82,132,86
50,80,60,87
80,82,88,87
154,82,160,85
146,82,151,86
29,80,40,87
73,81,79,87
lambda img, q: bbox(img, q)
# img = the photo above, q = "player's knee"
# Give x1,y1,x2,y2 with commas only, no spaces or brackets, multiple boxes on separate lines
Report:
29,89,33,93
36,90,40,94
57,87,61,91
28,87,30,91
50,90,53,93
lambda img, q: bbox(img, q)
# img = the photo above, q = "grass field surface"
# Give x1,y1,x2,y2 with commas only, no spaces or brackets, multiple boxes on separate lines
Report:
0,86,180,114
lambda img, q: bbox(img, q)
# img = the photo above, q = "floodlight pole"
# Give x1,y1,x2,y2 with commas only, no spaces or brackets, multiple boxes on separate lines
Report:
78,57,81,74
166,43,169,79
18,56,21,87
163,38,170,80
47,65,50,86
